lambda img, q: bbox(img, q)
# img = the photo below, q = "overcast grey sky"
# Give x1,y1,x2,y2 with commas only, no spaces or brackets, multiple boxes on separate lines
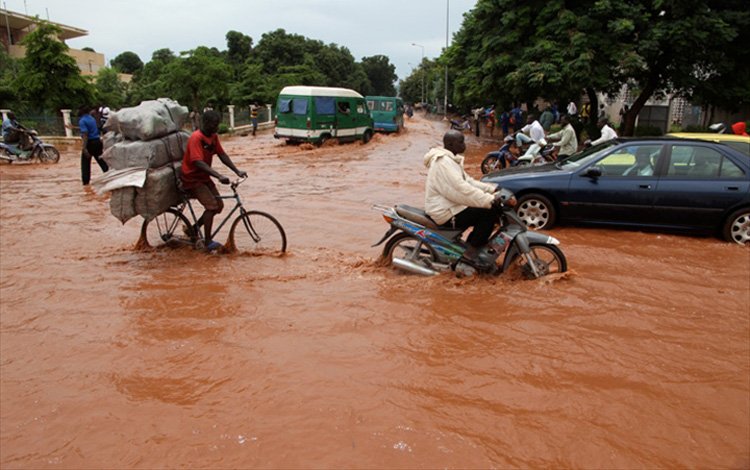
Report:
5,0,477,81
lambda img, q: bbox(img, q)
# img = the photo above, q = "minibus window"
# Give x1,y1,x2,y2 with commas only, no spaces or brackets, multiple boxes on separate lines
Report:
382,101,394,112
292,99,308,115
338,101,351,115
278,98,292,113
357,102,365,114
367,100,379,111
315,97,336,115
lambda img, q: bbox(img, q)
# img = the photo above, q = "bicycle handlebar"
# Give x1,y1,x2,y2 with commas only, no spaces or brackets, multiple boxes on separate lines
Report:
229,174,248,190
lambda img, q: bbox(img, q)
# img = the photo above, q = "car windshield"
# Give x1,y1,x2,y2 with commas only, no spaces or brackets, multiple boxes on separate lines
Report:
557,142,619,169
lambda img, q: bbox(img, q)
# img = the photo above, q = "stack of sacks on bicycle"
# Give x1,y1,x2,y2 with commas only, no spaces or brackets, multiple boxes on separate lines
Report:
99,98,190,224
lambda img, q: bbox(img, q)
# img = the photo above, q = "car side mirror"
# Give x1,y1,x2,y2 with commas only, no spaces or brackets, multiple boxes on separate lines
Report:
583,166,602,178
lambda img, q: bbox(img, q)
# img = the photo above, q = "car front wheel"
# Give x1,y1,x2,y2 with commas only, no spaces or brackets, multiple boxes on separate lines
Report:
516,194,556,230
722,208,750,246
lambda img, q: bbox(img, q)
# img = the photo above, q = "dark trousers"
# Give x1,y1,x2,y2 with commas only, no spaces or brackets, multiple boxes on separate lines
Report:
452,206,501,248
81,139,108,185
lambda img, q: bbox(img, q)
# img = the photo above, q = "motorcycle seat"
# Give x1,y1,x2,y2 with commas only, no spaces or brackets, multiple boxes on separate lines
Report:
395,205,459,231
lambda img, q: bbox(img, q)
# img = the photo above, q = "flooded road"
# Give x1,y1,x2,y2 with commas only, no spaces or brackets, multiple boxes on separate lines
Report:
1,114,749,469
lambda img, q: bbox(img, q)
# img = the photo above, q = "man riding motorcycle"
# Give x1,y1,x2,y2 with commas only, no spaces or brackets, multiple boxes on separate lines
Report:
424,129,503,266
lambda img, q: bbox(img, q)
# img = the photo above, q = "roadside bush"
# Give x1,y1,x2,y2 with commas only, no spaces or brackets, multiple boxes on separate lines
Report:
218,123,230,134
633,125,664,136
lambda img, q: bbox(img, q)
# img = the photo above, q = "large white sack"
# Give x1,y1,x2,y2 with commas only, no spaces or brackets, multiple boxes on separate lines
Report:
102,131,123,151
91,167,148,195
135,162,183,221
102,131,190,171
109,187,138,224
105,98,188,141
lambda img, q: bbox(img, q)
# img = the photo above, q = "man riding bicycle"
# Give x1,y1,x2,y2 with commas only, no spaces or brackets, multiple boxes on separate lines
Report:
181,110,247,251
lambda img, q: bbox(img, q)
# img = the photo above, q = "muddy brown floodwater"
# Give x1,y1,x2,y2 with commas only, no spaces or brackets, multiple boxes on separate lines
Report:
1,114,749,469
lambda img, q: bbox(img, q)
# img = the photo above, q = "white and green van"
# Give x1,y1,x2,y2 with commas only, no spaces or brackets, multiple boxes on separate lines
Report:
274,86,374,145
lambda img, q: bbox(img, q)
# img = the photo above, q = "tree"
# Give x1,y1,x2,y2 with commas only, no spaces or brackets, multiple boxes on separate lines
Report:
11,18,93,110
111,51,144,75
445,0,750,135
253,29,323,76
94,67,126,109
0,48,19,106
162,46,233,110
128,48,176,105
361,55,397,96
226,31,253,68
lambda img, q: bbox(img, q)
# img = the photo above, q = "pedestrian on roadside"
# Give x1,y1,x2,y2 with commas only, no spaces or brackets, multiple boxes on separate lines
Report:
567,100,577,117
486,106,496,137
250,103,259,136
189,107,200,131
539,106,555,132
66,105,109,185
500,109,511,137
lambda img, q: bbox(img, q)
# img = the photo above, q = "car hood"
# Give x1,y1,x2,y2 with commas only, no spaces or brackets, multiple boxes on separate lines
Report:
482,163,568,180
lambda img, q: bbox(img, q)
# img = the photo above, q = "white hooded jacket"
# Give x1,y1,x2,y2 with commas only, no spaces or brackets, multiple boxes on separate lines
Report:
423,146,496,225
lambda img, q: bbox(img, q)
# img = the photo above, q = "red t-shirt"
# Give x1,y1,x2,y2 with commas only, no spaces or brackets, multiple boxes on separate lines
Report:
181,130,225,189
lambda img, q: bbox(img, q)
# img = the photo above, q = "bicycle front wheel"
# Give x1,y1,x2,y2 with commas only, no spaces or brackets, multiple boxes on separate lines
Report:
140,209,194,249
228,211,286,255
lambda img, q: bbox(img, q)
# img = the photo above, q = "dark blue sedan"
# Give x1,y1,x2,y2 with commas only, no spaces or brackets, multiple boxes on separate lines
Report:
480,138,750,245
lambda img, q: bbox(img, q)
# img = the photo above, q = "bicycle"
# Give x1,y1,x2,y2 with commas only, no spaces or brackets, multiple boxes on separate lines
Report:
139,176,287,254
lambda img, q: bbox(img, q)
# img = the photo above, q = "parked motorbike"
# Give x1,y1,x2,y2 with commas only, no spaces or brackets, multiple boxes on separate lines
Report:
481,136,557,174
0,130,60,164
372,188,567,278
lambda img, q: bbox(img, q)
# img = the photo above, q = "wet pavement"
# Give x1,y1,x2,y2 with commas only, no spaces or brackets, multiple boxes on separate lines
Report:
1,114,749,468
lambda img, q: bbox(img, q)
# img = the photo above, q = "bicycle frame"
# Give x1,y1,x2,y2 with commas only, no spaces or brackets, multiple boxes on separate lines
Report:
178,180,250,244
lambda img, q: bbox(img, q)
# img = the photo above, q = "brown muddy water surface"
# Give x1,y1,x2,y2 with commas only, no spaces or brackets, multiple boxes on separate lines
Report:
1,115,749,469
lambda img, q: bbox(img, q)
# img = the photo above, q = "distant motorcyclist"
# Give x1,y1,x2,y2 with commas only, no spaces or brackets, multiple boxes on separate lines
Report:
586,117,618,147
546,114,578,159
2,112,30,150
423,130,501,265
515,114,546,159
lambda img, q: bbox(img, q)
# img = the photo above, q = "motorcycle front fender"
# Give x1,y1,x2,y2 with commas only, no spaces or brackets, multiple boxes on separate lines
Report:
499,231,560,273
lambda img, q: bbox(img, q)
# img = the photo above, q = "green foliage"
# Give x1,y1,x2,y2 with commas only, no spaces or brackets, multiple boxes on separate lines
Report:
361,55,397,96
633,125,664,137
12,18,94,111
444,0,749,135
111,51,144,75
94,67,126,109
162,46,233,111
218,123,230,134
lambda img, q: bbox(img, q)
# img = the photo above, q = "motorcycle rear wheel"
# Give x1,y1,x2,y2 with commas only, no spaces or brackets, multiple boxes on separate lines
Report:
384,233,438,266
504,243,567,280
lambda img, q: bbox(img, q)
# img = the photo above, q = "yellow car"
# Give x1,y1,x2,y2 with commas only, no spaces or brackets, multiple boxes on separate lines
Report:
668,132,750,155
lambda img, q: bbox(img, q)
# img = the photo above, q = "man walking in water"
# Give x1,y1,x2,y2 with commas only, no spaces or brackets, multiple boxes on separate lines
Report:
423,130,501,266
181,110,247,252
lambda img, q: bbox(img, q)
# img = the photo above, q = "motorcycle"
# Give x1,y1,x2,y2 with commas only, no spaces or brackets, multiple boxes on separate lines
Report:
372,188,567,278
450,116,473,133
481,136,557,174
0,130,60,164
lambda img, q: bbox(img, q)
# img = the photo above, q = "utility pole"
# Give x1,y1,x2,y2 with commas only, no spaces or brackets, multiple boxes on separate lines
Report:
412,43,425,105
444,0,449,115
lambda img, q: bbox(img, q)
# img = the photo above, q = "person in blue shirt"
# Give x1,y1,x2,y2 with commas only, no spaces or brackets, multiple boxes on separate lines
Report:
67,105,109,185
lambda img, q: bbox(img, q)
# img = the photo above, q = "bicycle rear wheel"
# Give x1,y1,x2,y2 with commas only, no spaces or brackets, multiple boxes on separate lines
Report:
140,209,194,249
228,211,286,254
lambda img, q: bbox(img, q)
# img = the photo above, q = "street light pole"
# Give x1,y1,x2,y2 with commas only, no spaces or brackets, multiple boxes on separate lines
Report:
412,43,425,105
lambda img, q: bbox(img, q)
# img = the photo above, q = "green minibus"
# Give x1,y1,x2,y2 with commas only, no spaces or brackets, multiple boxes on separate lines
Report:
274,86,374,145
366,96,404,133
